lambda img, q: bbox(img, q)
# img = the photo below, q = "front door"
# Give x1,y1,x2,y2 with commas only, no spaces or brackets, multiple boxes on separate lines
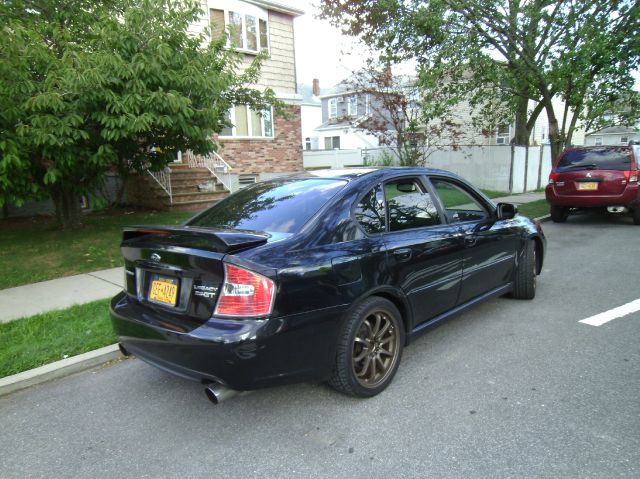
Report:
429,177,519,304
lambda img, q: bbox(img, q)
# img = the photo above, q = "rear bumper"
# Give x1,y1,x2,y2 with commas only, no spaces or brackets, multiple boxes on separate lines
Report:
110,292,348,390
545,184,640,208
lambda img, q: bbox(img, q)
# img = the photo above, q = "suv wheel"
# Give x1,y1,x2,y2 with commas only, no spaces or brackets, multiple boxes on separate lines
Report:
632,208,640,226
550,205,569,223
329,297,404,397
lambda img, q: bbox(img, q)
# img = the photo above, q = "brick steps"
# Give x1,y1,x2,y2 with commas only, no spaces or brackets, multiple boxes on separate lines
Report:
130,165,230,212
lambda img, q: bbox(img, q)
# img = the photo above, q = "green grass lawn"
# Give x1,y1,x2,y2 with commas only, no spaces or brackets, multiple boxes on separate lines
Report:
0,209,193,290
518,199,550,219
0,299,115,378
480,189,510,199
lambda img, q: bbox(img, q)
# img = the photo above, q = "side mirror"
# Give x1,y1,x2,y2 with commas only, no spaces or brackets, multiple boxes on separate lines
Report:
496,202,517,220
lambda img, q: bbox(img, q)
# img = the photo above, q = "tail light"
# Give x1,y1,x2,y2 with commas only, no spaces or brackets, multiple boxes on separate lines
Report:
548,172,559,185
214,264,275,317
624,170,638,183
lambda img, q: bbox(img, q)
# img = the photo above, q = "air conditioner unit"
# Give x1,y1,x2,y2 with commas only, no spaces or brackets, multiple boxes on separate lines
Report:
496,137,506,145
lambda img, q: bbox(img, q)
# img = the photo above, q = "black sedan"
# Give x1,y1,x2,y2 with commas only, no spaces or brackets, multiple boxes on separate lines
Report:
110,167,545,402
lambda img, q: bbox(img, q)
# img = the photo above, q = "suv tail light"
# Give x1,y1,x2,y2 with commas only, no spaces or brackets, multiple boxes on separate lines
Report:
214,264,275,317
624,170,638,183
548,172,559,184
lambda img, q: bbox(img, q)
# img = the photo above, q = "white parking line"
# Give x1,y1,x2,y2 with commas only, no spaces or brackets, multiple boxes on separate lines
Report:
579,298,640,327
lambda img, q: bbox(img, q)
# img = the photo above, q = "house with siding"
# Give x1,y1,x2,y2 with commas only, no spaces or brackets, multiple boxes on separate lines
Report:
584,126,640,146
132,0,305,211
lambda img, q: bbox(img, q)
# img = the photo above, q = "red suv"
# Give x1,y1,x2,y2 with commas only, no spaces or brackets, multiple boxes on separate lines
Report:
546,145,640,225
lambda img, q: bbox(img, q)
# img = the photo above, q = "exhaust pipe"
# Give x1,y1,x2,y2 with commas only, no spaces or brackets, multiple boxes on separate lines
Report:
204,383,239,405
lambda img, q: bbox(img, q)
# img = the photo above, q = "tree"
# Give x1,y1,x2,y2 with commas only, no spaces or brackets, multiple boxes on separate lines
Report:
343,66,473,166
0,0,277,228
319,0,640,159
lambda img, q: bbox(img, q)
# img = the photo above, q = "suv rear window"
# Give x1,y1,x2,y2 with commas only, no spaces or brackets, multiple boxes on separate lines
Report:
557,147,633,171
189,178,347,233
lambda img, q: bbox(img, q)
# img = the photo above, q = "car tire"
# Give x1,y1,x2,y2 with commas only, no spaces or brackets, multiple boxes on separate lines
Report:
511,240,537,300
328,297,404,397
632,208,640,225
550,205,568,223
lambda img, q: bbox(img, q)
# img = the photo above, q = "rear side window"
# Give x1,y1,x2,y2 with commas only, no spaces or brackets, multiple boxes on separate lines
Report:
557,147,632,171
431,179,489,223
189,178,347,233
384,178,441,231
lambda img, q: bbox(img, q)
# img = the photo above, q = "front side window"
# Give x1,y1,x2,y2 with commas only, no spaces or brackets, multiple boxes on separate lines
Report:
354,185,385,234
430,179,488,223
189,178,347,234
221,106,274,138
384,178,440,231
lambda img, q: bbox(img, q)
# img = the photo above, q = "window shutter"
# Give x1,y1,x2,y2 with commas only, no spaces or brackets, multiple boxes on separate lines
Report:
210,9,225,40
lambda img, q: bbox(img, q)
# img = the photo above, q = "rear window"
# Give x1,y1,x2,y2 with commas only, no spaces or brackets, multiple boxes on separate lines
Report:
557,147,632,171
189,178,347,233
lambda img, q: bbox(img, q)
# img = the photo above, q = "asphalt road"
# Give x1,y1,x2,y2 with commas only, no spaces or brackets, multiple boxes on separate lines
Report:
1,212,639,479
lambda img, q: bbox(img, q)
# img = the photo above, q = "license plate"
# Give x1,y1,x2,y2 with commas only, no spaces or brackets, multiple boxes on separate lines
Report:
577,182,598,191
149,276,179,306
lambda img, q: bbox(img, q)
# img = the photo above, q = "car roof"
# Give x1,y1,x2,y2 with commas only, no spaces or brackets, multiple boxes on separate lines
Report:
303,167,456,181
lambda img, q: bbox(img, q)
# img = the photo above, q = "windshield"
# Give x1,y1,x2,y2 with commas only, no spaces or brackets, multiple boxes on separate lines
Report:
557,147,632,171
188,178,347,234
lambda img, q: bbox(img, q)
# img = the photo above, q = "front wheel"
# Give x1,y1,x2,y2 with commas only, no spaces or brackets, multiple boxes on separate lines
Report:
329,297,404,397
511,240,537,300
550,205,568,223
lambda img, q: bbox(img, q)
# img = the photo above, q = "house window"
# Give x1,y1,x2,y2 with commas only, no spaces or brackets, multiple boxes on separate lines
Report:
496,124,510,145
305,137,312,150
348,96,358,116
210,4,269,54
328,98,338,119
324,136,340,150
621,136,628,144
595,136,603,146
220,105,274,138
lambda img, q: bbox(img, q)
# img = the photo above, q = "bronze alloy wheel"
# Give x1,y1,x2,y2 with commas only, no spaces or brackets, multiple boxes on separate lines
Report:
351,310,401,389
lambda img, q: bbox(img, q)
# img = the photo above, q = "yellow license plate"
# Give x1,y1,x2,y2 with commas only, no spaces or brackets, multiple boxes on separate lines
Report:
149,277,178,306
577,182,598,191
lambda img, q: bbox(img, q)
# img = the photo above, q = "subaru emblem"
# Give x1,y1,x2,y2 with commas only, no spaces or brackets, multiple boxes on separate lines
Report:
150,253,161,262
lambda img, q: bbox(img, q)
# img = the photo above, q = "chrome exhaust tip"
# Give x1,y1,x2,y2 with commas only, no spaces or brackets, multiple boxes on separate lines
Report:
118,343,131,357
204,383,238,405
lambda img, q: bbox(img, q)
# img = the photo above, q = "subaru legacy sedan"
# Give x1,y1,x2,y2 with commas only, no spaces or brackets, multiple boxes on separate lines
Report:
111,168,545,402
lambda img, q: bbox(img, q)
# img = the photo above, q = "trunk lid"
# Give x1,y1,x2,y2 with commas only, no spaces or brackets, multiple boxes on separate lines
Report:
121,226,270,322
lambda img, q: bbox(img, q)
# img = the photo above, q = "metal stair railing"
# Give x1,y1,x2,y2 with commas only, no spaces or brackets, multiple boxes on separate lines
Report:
184,150,233,193
146,167,172,204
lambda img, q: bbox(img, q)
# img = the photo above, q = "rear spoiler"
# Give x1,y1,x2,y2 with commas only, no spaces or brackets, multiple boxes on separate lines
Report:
122,225,270,254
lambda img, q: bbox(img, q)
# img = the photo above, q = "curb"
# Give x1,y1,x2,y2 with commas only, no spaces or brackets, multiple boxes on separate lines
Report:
534,214,551,223
0,344,123,398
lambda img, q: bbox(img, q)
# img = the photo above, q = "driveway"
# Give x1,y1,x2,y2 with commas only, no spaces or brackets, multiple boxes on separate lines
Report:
1,214,639,479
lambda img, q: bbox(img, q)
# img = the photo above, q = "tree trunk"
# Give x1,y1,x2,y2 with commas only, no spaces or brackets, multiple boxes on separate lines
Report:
542,93,564,161
51,185,84,229
512,95,530,145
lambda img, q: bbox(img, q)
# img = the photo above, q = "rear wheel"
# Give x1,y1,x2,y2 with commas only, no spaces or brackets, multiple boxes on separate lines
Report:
512,240,537,300
632,208,640,225
550,205,569,223
329,297,404,397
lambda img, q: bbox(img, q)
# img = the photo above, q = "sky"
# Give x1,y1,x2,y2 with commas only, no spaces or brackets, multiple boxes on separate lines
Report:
292,1,374,88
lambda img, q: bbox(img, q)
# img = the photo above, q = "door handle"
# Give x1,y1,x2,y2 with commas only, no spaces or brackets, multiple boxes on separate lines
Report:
393,248,412,261
464,231,477,246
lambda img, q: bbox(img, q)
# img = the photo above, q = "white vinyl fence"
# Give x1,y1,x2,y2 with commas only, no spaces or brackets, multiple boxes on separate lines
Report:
303,145,553,193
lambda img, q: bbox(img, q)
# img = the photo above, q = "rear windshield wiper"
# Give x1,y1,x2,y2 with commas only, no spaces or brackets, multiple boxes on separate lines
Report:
561,163,598,170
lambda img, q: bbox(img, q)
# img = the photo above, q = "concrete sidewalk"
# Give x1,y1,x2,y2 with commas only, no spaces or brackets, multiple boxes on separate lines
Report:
0,267,123,323
491,191,545,205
